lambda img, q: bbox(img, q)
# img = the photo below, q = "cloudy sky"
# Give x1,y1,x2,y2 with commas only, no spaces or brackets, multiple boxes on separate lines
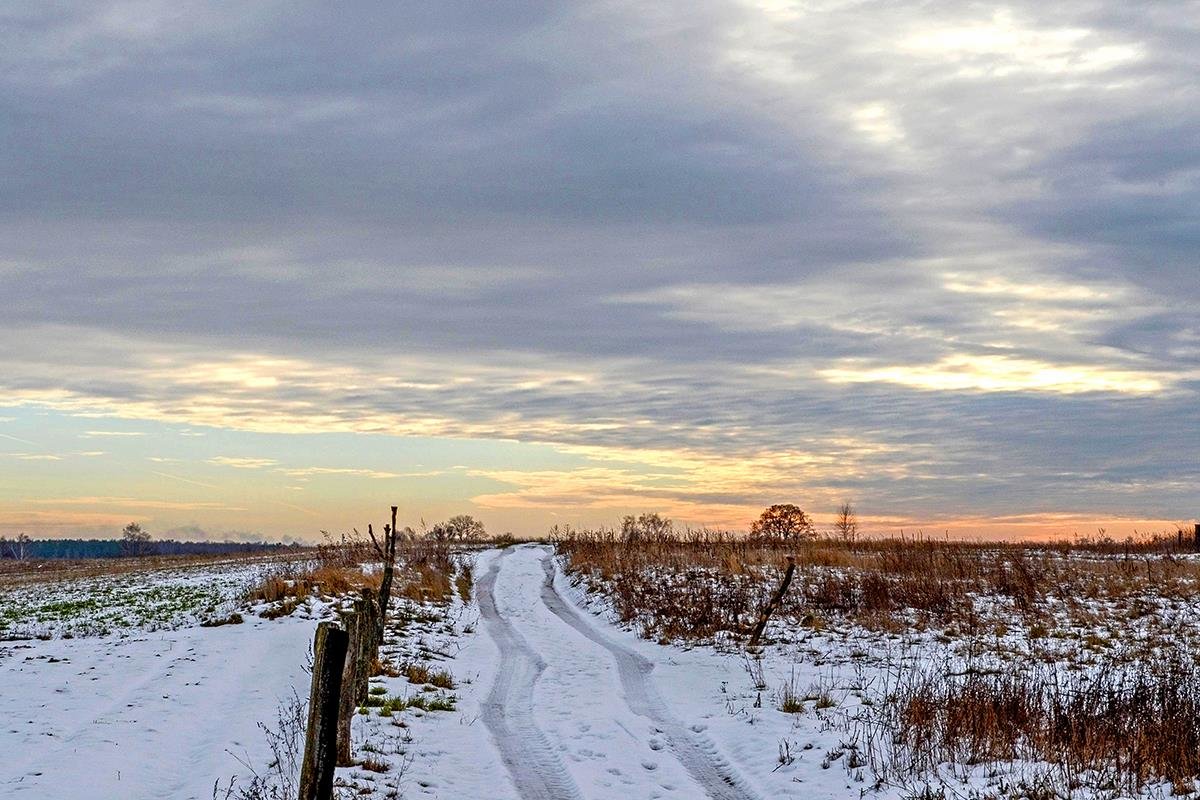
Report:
1,1,1197,541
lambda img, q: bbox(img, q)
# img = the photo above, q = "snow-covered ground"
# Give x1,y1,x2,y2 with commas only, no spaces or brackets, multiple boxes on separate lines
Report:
354,544,877,799
6,543,1188,799
1,616,316,799
0,556,298,638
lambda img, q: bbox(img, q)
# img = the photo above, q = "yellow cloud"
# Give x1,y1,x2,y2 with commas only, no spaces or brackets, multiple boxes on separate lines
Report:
207,456,280,469
469,438,912,529
820,354,1165,395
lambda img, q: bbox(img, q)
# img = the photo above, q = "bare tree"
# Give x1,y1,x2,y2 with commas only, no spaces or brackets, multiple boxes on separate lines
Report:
446,514,486,541
750,504,815,541
0,533,30,560
620,512,673,544
427,514,486,542
120,522,154,557
834,502,859,544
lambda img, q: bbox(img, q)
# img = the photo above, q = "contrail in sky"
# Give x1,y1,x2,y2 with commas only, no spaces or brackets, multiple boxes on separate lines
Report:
0,431,38,447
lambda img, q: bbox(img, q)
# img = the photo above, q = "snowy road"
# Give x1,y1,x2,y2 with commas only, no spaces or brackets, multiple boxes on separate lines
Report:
477,545,763,800
3,546,840,800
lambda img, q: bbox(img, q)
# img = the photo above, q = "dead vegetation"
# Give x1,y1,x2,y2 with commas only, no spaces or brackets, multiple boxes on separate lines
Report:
556,523,1200,795
554,527,1200,642
244,531,473,619
870,645,1200,795
246,564,372,606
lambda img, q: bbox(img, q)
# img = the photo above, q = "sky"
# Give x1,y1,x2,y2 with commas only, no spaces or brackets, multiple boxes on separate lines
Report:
1,1,1197,542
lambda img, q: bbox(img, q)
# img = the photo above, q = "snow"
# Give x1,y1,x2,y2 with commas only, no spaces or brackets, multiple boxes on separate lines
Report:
374,544,874,799
1,616,316,799
0,545,922,799
0,557,296,638
7,543,1184,799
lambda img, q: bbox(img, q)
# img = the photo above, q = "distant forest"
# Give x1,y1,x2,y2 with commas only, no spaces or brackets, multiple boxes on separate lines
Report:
0,538,302,560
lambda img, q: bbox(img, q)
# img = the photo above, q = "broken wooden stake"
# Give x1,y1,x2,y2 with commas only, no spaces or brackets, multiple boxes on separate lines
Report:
335,607,364,766
299,622,348,800
748,555,796,651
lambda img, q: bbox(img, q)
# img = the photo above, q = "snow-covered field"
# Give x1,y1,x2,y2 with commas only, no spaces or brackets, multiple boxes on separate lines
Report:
1,617,315,799
348,544,896,799
5,542,1195,799
0,557,297,639
0,556,334,800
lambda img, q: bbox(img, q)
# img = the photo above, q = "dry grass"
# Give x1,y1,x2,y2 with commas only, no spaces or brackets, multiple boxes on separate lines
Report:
558,524,1200,794
244,532,462,615
371,657,404,678
876,646,1200,794
0,549,312,589
455,561,473,604
400,661,455,689
358,757,391,774
244,564,372,611
554,528,1200,641
394,563,452,604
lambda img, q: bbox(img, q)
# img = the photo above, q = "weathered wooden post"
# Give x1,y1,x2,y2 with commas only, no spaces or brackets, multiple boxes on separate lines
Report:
299,622,348,800
336,606,363,766
748,555,796,650
1194,523,1200,552
335,587,384,765
359,586,380,694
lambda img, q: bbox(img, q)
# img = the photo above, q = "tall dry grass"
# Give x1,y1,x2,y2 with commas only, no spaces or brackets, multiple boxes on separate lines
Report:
872,647,1200,795
246,530,466,614
553,527,1200,640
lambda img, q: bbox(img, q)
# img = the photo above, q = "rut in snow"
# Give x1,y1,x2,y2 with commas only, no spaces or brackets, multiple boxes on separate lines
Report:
477,550,585,800
537,552,763,800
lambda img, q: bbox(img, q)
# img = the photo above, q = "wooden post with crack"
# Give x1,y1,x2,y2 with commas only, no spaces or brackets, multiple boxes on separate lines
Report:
298,621,348,800
335,601,365,766
357,587,380,701
335,587,382,766
748,555,796,651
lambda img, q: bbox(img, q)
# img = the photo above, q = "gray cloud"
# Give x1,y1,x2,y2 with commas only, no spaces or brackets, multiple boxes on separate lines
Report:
1,0,1196,528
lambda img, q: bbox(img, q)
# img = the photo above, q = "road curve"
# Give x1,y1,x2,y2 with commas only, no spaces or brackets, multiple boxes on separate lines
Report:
537,551,763,800
476,549,585,800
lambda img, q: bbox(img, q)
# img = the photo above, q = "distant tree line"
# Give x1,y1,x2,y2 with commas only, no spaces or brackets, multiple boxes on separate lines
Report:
0,531,300,560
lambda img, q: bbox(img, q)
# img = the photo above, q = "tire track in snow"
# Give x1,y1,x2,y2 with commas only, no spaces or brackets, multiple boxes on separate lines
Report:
477,549,584,800
537,551,763,800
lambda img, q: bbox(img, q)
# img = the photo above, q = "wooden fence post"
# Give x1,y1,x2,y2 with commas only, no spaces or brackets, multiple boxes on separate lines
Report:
1194,523,1200,552
335,586,386,766
299,622,348,800
748,556,796,651
335,608,363,766
359,587,380,697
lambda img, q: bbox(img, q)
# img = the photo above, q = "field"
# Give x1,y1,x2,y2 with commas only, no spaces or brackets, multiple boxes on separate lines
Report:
4,531,1198,799
557,529,1200,799
0,553,315,639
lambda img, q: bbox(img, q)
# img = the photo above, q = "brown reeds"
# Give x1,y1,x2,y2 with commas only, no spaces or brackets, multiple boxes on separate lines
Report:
881,646,1200,793
553,527,1200,641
